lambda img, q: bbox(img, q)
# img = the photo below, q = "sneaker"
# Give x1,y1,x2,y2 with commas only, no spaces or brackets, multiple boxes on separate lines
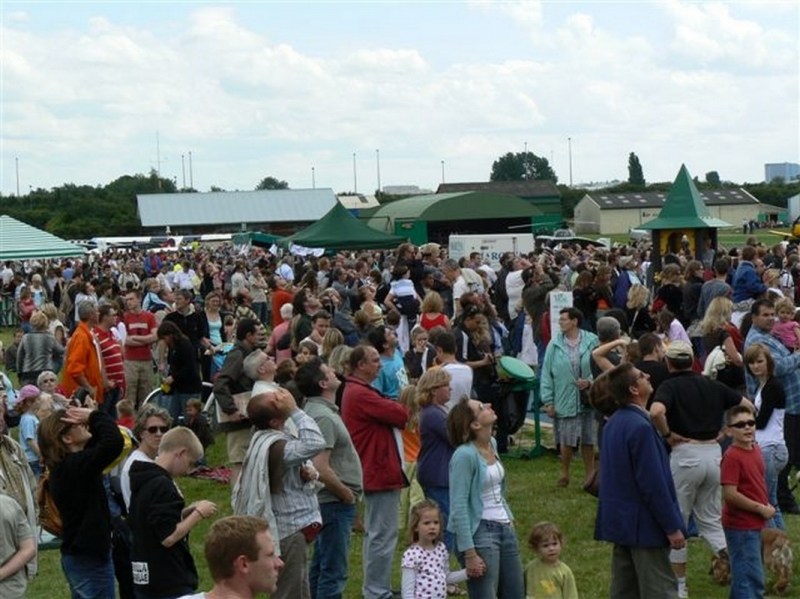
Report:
677,581,689,599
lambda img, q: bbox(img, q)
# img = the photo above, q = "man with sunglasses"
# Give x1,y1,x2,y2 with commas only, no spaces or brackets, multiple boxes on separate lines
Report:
650,340,752,598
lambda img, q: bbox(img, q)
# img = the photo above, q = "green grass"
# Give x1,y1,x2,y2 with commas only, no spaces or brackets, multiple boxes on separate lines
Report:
20,420,800,598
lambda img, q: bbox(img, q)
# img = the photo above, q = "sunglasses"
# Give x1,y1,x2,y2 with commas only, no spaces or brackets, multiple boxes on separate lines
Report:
729,420,756,429
145,425,169,434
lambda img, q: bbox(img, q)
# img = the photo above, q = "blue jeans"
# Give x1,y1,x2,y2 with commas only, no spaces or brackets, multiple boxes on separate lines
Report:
465,520,524,599
309,501,356,599
762,443,788,530
61,552,116,599
725,528,764,599
423,486,454,553
161,392,197,423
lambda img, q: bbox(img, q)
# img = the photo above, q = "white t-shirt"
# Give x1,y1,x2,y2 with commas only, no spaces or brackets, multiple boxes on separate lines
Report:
442,362,473,411
505,270,525,320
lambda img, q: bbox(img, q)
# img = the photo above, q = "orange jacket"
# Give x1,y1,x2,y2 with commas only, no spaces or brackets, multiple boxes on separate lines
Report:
61,321,104,404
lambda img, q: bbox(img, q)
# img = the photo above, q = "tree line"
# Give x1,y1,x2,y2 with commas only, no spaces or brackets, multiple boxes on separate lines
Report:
1,156,798,238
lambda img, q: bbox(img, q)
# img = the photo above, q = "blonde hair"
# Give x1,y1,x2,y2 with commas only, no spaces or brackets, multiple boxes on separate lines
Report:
626,284,649,310
398,384,419,430
700,296,733,334
774,296,796,316
407,499,443,545
421,291,444,314
158,426,203,459
416,369,450,408
30,310,49,331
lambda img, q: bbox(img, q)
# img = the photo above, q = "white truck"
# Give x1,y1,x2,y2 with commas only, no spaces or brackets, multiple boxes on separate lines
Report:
448,233,535,269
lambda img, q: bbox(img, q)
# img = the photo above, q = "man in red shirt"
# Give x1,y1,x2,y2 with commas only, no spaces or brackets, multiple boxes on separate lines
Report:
269,275,294,328
122,289,157,408
341,345,408,599
94,303,126,416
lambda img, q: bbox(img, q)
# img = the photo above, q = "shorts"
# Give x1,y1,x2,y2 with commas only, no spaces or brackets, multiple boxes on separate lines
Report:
555,412,597,448
226,428,253,464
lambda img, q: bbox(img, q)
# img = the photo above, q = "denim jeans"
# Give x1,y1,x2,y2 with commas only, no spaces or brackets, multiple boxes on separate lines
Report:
423,486,454,553
761,443,789,530
465,519,524,599
724,528,764,599
61,552,116,599
160,392,196,423
309,501,356,599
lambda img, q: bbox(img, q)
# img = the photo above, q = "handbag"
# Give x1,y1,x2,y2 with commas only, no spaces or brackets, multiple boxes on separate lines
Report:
37,468,63,537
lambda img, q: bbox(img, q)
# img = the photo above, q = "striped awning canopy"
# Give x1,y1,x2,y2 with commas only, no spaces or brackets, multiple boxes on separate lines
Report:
0,215,85,260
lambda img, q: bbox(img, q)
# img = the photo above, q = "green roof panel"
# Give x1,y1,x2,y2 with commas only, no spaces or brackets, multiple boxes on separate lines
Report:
0,215,85,260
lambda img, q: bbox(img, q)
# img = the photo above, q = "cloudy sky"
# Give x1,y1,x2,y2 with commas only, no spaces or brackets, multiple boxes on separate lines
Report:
1,1,798,196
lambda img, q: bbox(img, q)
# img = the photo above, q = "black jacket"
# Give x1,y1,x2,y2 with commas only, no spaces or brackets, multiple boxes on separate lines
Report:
51,411,124,558
129,461,198,597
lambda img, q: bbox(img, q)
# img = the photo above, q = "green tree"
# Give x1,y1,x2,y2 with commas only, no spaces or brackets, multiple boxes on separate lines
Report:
627,152,645,187
705,171,721,187
255,176,289,190
490,151,557,183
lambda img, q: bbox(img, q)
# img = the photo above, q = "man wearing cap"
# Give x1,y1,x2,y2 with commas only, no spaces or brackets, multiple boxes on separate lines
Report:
649,340,750,598
612,255,640,309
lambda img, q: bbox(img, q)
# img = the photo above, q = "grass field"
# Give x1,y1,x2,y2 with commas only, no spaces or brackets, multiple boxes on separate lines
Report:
20,423,800,598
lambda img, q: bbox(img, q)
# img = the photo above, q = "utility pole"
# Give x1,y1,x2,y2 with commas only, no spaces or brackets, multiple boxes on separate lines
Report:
312,166,316,189
376,149,381,193
188,151,194,189
156,131,162,190
181,154,186,190
15,157,20,197
353,153,358,193
441,160,445,184
568,137,573,187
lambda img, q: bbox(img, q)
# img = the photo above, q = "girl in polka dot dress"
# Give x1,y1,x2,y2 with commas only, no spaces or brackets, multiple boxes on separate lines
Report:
401,499,471,599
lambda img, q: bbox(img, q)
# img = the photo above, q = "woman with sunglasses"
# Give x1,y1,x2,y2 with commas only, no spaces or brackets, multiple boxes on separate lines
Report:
120,405,172,510
744,343,788,530
37,399,124,598
447,397,523,598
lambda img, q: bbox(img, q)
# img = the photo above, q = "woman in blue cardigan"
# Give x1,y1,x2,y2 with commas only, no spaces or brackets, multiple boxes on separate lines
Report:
447,397,524,598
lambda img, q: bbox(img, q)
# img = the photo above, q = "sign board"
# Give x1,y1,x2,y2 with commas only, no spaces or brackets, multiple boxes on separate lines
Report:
549,291,574,336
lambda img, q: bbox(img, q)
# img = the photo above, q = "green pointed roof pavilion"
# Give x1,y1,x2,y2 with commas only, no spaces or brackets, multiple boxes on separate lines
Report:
640,164,732,230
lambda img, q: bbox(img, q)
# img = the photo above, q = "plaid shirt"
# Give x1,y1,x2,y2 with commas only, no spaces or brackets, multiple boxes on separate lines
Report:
744,327,800,414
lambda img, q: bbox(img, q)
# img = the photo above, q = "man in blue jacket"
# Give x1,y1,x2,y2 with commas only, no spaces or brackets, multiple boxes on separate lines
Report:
595,363,686,598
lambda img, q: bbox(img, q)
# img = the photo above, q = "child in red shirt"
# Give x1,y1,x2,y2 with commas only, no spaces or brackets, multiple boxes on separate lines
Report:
721,404,775,598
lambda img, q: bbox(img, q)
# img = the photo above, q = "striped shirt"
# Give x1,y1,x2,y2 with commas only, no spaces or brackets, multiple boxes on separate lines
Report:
269,410,325,540
94,326,125,387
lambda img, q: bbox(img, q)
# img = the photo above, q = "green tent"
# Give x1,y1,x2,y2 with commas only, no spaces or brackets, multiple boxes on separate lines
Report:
231,231,285,247
0,215,85,260
283,203,406,250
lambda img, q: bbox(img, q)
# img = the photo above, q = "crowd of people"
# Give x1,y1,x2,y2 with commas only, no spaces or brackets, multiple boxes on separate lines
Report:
0,233,798,598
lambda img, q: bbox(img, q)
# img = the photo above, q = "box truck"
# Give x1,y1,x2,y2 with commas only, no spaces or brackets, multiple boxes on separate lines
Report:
448,234,535,269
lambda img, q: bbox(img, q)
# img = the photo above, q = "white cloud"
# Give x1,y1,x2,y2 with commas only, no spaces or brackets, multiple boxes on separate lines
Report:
0,2,796,194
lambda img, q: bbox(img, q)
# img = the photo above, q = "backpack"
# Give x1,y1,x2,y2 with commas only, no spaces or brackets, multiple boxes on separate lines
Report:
37,468,63,537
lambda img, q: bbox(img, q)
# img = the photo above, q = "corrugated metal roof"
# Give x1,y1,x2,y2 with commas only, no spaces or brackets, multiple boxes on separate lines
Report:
588,188,758,209
0,215,85,260
437,180,560,198
136,188,338,227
